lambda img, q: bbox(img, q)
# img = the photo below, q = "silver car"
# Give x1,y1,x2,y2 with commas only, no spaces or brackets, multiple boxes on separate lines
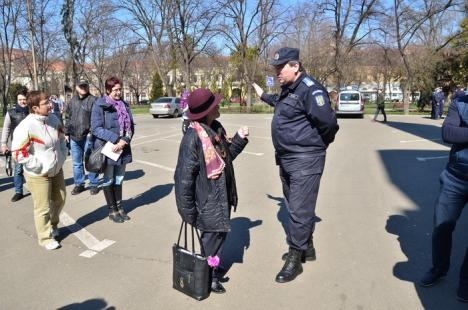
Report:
149,97,181,118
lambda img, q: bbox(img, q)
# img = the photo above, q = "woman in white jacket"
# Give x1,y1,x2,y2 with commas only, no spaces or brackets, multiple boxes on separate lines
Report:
11,91,68,250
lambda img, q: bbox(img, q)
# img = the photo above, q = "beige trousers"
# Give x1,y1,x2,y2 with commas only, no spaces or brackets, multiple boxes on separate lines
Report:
25,170,66,246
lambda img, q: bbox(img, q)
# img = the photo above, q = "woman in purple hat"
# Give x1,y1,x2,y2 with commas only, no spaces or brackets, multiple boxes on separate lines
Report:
174,88,249,294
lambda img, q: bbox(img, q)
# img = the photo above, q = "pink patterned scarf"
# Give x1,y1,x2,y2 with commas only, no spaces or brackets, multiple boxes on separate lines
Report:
191,121,225,179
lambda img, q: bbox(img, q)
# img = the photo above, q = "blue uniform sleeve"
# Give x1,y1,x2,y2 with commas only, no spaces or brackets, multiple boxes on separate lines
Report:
260,93,278,107
303,87,339,146
442,101,468,144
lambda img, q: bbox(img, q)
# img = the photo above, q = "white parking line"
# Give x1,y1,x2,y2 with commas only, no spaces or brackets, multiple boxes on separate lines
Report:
132,133,182,147
400,138,442,143
250,135,271,140
223,123,270,130
243,151,264,156
59,212,115,258
134,159,175,172
416,156,448,162
132,130,179,141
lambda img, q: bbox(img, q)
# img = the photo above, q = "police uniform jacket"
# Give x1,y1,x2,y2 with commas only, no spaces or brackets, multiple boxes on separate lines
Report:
261,73,339,158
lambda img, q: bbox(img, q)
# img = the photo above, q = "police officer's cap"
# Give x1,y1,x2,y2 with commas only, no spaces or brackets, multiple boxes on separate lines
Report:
269,47,300,66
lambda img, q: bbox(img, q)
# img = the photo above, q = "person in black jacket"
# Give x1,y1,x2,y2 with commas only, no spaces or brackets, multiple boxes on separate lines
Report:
253,47,339,283
64,79,99,195
174,88,249,294
419,94,468,302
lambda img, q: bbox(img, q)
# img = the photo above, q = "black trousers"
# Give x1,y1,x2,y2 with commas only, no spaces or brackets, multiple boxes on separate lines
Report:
279,156,324,251
201,231,227,281
374,105,387,121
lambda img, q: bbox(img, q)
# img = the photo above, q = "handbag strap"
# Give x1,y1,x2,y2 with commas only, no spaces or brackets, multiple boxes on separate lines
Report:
176,221,206,256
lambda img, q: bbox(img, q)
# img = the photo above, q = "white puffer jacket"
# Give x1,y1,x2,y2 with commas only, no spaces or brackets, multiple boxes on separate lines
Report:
11,113,68,177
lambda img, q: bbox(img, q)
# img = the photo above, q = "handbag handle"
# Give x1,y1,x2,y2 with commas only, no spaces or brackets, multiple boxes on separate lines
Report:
176,221,206,256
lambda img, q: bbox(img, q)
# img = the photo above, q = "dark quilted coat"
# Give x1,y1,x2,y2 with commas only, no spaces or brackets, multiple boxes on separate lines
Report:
174,120,248,232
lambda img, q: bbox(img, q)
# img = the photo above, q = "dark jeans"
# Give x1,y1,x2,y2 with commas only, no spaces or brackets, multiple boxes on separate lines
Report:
201,231,227,281
70,137,99,187
13,162,24,194
431,169,468,283
373,105,387,121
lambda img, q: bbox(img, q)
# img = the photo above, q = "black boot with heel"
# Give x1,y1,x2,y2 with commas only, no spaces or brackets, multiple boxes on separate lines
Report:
114,184,130,221
103,185,124,223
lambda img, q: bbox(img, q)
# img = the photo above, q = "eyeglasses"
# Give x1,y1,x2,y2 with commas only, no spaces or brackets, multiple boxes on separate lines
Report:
111,88,122,92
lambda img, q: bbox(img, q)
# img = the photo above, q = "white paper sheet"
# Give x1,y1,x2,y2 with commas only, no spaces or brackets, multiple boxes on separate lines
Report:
101,141,123,161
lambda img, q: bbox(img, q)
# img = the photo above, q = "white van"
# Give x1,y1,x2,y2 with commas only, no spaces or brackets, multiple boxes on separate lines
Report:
335,89,364,118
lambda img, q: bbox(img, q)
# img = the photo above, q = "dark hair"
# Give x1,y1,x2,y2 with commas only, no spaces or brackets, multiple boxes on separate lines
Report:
26,91,49,113
105,76,121,95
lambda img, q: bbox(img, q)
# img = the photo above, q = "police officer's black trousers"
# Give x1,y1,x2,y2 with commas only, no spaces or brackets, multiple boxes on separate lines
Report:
431,170,468,283
201,231,227,281
280,166,322,251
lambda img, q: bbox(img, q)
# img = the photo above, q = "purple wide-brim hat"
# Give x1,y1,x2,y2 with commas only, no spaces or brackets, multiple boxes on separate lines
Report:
186,88,222,121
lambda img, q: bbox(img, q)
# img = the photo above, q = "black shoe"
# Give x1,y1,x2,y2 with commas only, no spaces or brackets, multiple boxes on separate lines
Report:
109,210,124,223
211,280,226,294
89,186,100,195
71,185,85,195
457,283,468,302
419,269,446,287
276,248,303,283
11,193,24,202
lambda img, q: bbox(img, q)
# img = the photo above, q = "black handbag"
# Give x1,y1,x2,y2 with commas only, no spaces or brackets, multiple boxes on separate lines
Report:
172,222,211,301
84,140,106,173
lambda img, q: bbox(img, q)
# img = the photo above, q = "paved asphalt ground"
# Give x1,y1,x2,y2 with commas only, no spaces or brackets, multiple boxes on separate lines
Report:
1,113,467,310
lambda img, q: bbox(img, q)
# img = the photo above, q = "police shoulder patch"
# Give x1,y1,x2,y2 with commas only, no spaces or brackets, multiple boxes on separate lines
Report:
315,95,325,107
302,77,314,87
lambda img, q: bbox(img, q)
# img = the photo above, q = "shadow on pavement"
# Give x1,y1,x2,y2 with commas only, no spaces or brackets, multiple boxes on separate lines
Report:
60,183,174,240
57,298,115,310
0,176,14,192
380,149,468,309
267,194,288,235
219,217,262,278
384,121,448,148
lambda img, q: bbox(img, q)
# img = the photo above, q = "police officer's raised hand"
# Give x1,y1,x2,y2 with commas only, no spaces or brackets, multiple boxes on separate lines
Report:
252,83,264,97
238,126,249,139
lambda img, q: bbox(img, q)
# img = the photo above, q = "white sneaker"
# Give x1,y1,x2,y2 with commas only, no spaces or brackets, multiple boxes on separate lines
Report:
44,240,60,250
50,227,59,238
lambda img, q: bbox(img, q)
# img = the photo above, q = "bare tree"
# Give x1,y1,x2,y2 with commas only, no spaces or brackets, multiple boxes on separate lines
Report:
219,0,287,105
120,0,176,95
170,0,220,89
321,0,380,88
0,0,21,115
391,0,460,114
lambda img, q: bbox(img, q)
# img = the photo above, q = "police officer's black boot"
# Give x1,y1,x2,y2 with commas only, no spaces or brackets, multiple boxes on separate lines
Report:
282,236,316,262
276,247,303,283
103,185,124,223
114,184,130,221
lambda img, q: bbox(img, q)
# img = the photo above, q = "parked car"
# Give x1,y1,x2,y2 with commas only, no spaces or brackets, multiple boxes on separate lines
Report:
335,89,364,118
149,97,181,118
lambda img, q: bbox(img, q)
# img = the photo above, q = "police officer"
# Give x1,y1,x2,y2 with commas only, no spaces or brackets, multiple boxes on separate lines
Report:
419,93,468,302
253,47,339,283
0,92,29,202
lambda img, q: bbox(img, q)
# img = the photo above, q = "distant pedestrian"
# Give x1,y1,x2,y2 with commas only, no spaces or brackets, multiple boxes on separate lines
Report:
180,88,190,134
91,76,135,223
373,89,387,122
1,92,28,202
419,93,468,302
11,91,67,250
174,88,249,294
